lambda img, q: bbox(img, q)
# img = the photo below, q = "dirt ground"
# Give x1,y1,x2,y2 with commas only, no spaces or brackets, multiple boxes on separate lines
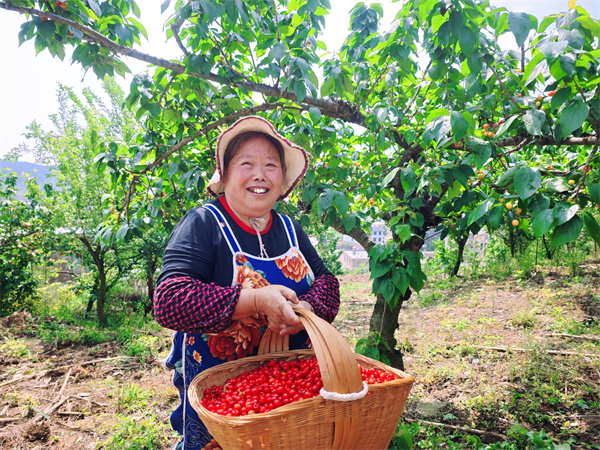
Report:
1,268,599,449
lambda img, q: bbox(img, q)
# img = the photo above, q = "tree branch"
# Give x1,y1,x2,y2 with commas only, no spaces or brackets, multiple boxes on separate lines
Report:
0,2,366,126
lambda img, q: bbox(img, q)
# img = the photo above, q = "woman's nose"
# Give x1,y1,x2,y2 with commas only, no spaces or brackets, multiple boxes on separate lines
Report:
252,166,266,180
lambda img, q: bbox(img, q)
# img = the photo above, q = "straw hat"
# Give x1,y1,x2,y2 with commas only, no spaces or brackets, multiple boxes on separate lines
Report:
206,116,309,200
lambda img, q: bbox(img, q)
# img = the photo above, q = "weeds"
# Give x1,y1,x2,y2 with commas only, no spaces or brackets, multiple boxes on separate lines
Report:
0,338,34,359
99,414,176,450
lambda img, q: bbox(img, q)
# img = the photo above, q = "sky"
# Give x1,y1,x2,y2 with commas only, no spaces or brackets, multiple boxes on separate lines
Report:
1,0,599,162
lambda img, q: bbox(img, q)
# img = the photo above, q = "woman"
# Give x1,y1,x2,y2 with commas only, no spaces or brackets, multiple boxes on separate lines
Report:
154,116,341,450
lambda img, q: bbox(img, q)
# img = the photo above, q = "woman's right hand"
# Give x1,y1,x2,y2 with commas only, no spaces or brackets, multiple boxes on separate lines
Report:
236,285,305,335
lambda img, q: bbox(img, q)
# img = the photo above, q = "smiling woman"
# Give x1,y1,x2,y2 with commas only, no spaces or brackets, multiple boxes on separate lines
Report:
152,116,341,450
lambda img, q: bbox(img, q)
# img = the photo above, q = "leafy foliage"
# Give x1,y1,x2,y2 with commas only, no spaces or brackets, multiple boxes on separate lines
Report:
0,172,55,316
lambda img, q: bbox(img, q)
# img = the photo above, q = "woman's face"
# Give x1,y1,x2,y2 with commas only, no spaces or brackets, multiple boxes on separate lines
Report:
222,136,284,225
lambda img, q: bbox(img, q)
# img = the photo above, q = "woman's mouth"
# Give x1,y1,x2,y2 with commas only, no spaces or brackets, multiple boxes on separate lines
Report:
248,187,268,194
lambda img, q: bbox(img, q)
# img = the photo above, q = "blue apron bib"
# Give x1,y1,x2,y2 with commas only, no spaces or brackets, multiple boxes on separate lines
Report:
166,205,315,450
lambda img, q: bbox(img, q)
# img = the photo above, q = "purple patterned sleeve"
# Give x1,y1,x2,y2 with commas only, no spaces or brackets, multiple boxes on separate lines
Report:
154,275,242,334
299,273,340,324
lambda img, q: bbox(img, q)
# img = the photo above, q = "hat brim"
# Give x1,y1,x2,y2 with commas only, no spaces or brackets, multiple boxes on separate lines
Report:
206,116,309,199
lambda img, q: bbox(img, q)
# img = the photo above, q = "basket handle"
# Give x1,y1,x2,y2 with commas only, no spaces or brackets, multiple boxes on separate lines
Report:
257,308,364,396
258,308,366,449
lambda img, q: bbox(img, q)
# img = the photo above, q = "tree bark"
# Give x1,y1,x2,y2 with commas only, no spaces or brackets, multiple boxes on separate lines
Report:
96,259,107,326
369,290,409,370
452,234,468,277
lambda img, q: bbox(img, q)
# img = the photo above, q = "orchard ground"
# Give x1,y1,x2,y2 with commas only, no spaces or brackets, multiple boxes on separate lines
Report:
0,265,599,449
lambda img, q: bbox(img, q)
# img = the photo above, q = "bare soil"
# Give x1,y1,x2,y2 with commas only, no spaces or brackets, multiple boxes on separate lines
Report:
1,266,599,449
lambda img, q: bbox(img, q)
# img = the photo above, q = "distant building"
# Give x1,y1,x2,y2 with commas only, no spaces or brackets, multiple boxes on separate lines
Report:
371,223,386,244
468,230,490,256
340,222,389,246
340,246,368,270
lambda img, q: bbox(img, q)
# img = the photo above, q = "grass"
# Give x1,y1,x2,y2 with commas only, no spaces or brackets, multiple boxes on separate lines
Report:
99,414,176,450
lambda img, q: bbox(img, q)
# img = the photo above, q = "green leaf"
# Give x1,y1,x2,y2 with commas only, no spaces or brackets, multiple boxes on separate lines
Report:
401,168,417,198
395,224,411,243
87,0,102,17
308,106,321,122
552,202,578,226
425,108,450,123
269,42,287,60
495,115,518,138
341,214,356,233
320,76,335,97
198,0,220,20
465,136,492,169
539,41,568,60
227,97,243,110
577,15,600,39
333,192,348,215
559,101,590,136
116,224,129,242
375,107,388,125
168,162,179,178
451,164,474,188
371,259,394,278
368,244,386,262
532,208,553,238
508,12,531,47
589,184,600,205
514,167,541,200
528,193,550,216
487,205,505,230
582,212,600,246
293,80,307,103
523,109,546,136
450,111,468,142
543,177,570,193
161,0,172,13
317,189,334,212
458,26,477,56
550,215,583,248
559,54,576,75
468,198,495,226
551,87,571,109
382,168,399,189
496,162,526,188
379,277,397,303
391,268,410,296
524,53,547,87
148,103,161,118
423,116,451,146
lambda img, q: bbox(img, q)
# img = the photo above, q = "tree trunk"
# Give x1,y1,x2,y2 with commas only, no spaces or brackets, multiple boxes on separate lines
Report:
509,226,515,257
96,260,107,326
368,290,410,370
451,235,468,277
86,277,99,314
542,235,554,260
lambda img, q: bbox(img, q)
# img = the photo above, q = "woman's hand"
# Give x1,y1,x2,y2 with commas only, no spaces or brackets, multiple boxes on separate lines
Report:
235,285,311,335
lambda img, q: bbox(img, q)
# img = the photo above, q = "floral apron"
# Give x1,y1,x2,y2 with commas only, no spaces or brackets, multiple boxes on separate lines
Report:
166,204,315,450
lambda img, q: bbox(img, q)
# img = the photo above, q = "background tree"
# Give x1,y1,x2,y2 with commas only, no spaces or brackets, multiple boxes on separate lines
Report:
0,172,56,315
11,79,144,325
2,0,599,367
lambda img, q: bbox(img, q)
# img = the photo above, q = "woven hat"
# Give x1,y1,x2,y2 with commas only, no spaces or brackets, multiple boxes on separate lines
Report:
206,116,309,199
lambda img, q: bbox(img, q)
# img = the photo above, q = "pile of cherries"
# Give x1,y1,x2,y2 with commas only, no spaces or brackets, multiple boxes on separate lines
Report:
200,357,395,416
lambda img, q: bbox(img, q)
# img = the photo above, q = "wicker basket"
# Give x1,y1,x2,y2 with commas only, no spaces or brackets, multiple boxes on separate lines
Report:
189,309,414,449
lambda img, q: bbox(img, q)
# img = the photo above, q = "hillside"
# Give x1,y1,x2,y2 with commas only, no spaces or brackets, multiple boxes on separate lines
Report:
0,161,53,193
